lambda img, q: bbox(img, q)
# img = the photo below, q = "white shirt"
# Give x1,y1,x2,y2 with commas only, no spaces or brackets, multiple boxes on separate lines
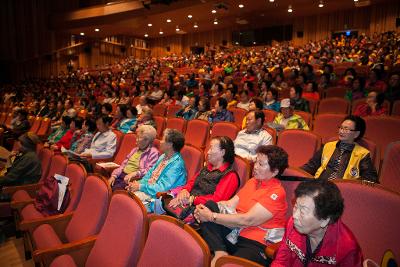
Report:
234,129,272,161
84,129,117,159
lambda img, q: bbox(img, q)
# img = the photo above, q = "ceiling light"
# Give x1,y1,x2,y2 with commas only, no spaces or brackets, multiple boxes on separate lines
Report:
318,1,324,7
235,42,239,45
176,25,180,31
148,23,152,27
159,30,163,35
187,14,193,19
211,9,217,13
194,22,198,28
144,34,148,37
166,19,171,23
94,28,100,32
288,5,293,12
80,32,85,36
238,4,244,8
253,42,256,45
354,0,358,1
213,19,218,25
269,0,274,2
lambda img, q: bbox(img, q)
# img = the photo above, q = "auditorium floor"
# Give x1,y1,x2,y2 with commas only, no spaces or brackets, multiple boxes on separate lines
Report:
0,237,34,267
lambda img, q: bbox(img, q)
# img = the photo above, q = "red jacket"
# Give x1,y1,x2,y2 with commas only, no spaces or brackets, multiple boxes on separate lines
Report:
272,217,363,267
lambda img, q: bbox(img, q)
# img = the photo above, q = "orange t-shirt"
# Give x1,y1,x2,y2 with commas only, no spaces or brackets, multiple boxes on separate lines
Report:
236,178,287,245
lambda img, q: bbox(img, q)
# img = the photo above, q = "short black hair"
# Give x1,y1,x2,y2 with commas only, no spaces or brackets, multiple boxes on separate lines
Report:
342,115,366,141
217,97,228,110
213,136,235,164
294,86,303,98
250,98,263,110
294,179,344,224
128,106,138,117
256,145,288,176
62,116,72,127
268,88,279,101
96,115,113,125
164,128,185,152
74,117,84,129
102,103,113,113
118,104,128,117
251,110,265,126
84,118,97,132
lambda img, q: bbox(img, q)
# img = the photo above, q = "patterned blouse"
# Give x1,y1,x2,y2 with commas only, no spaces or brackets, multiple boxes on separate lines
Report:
70,132,95,154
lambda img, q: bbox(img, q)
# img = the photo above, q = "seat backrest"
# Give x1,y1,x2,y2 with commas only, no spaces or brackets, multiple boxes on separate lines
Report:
137,215,210,267
263,109,277,124
64,163,87,212
264,126,277,145
335,180,400,262
29,117,42,133
312,113,346,144
379,141,400,192
153,104,167,117
166,105,182,118
277,130,321,167
39,148,54,181
65,175,111,243
85,192,147,267
215,255,264,267
166,118,187,133
46,154,68,180
294,111,312,127
185,119,210,149
325,87,348,98
308,99,318,115
280,180,301,219
392,100,400,116
318,97,350,114
181,145,204,180
211,122,239,141
36,117,51,137
153,116,166,139
232,156,251,189
230,108,247,128
113,133,137,165
364,116,400,157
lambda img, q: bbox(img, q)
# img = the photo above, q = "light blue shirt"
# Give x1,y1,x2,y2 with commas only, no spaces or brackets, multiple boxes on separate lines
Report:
84,129,117,159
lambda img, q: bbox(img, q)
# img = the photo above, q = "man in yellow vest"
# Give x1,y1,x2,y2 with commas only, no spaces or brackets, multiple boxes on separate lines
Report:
301,115,378,182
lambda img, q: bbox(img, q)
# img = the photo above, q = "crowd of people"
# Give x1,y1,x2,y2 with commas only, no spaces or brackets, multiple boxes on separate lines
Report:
0,30,399,265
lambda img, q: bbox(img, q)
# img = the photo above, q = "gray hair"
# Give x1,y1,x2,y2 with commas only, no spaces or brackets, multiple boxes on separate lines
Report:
137,125,157,142
164,128,185,152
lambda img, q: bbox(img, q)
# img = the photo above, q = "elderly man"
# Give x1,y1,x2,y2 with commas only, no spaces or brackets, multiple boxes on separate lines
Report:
301,115,378,182
234,110,272,161
272,98,309,131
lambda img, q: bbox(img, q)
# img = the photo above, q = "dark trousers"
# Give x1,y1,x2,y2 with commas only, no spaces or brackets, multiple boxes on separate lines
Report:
112,172,128,191
200,201,271,266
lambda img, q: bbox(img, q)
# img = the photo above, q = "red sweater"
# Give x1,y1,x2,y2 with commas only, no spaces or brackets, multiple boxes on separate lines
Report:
272,217,363,267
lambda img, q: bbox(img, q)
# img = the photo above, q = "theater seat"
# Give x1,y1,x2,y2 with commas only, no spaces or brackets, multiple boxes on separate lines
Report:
312,113,346,144
28,175,111,266
137,215,211,267
215,255,263,267
335,180,400,262
166,117,187,133
153,116,166,139
379,141,400,192
318,97,350,114
185,119,210,149
277,130,321,167
48,192,147,267
233,156,251,189
181,145,204,180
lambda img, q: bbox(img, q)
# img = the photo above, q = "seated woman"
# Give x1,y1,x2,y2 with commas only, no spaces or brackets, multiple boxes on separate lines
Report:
0,132,41,189
109,125,159,191
69,118,96,154
290,86,310,112
264,88,280,112
113,105,137,133
272,99,309,131
167,136,239,210
272,179,363,266
126,128,187,212
46,116,72,145
50,117,84,151
176,96,198,120
194,145,289,266
130,106,156,132
194,97,212,121
353,91,388,117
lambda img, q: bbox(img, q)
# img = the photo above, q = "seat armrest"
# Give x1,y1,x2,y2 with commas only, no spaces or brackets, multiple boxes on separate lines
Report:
19,212,74,234
265,242,281,259
2,183,42,196
33,235,97,266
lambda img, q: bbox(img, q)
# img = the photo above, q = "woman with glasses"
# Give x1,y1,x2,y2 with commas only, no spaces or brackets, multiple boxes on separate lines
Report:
301,115,377,182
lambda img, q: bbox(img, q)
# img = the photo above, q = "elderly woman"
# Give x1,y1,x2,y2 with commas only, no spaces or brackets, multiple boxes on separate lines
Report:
195,97,212,121
69,118,96,154
194,145,289,266
168,136,239,209
126,128,187,212
272,179,363,266
109,125,159,191
353,91,387,117
130,106,156,133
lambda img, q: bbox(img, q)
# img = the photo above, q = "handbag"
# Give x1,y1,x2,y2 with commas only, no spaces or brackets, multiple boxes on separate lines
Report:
161,194,195,220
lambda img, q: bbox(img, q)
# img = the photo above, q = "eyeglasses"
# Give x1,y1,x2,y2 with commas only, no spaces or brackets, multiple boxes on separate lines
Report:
338,126,357,133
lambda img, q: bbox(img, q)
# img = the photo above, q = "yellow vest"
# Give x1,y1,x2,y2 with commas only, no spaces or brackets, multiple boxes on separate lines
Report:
315,141,370,180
